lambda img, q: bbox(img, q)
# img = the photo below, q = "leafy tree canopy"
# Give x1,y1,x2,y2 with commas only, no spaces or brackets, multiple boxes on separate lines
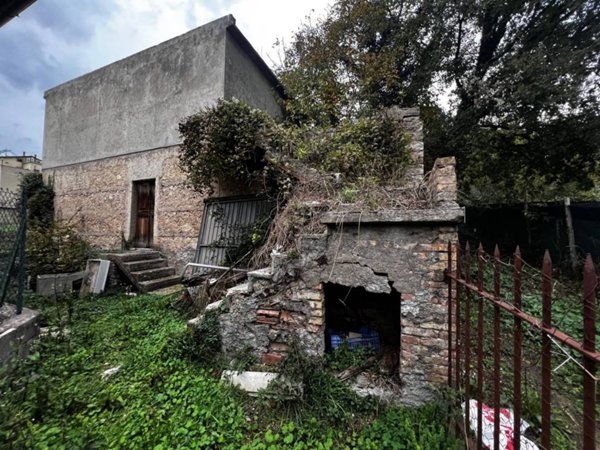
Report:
277,0,600,203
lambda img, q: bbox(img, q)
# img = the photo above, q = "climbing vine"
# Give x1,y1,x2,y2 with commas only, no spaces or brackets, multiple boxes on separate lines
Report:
178,99,412,194
178,99,285,194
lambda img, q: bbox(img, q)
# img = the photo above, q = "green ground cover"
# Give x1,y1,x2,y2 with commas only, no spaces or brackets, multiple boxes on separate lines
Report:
0,293,460,450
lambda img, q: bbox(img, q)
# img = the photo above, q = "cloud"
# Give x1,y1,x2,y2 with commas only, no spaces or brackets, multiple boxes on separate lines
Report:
0,0,330,156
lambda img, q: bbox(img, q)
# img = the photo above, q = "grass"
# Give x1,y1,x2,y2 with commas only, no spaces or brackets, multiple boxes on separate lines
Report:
0,293,461,449
460,255,600,449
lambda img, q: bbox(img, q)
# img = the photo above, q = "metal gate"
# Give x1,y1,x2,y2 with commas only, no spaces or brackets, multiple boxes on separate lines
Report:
192,195,274,273
0,188,26,314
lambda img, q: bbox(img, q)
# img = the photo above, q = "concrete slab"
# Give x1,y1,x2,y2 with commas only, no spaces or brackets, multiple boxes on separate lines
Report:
221,370,303,398
221,370,280,395
0,306,40,367
36,272,85,297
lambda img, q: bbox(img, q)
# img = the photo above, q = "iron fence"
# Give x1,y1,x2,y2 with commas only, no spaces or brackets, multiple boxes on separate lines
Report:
0,188,26,313
446,242,598,450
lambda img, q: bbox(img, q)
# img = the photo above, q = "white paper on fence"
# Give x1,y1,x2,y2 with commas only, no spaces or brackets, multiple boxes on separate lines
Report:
462,400,540,450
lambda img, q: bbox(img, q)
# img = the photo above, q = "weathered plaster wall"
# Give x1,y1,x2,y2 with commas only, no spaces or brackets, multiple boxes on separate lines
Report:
48,147,204,269
217,215,460,405
224,30,283,119
43,16,233,169
216,152,464,406
318,219,458,405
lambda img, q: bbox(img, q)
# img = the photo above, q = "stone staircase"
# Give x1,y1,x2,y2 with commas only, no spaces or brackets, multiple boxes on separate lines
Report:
106,249,180,293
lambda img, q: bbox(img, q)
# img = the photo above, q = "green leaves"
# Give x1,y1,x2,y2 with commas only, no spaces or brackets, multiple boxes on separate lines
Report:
279,0,600,203
178,99,282,194
1,293,460,449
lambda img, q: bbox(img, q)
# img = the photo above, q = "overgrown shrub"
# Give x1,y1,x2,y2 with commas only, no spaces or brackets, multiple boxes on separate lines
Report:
20,173,96,287
178,99,285,194
293,115,412,183
20,172,54,227
26,220,95,283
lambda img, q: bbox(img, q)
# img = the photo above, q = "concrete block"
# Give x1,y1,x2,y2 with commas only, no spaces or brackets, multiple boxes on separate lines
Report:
0,306,40,367
221,370,279,394
36,272,85,297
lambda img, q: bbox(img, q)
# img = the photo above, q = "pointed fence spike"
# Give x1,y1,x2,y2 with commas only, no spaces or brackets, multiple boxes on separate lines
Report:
543,249,552,266
494,244,500,258
582,253,597,450
540,248,552,450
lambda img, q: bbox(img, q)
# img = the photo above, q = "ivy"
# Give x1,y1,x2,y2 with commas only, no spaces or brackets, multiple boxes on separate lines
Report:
178,99,284,194
179,99,412,197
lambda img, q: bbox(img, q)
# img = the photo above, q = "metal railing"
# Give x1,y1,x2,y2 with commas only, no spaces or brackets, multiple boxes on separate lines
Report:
446,242,598,450
0,188,26,313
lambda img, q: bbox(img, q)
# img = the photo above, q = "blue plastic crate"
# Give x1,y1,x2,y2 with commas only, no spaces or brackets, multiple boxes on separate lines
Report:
328,328,380,353
346,335,380,353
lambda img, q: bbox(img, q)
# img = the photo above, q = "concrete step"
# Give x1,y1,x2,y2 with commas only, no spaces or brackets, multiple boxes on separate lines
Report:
108,250,161,263
139,275,181,292
131,266,176,282
124,258,168,272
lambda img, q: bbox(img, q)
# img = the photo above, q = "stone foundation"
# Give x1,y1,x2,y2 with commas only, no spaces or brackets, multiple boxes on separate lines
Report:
45,147,205,270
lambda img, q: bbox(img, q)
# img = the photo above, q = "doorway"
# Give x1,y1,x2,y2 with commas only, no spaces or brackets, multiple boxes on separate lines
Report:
132,179,155,248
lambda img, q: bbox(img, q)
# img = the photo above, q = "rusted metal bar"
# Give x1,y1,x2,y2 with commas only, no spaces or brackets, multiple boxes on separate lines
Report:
493,245,501,450
582,255,597,450
455,244,462,392
446,276,600,363
541,251,552,450
476,244,484,449
464,242,472,435
513,246,523,450
448,241,453,389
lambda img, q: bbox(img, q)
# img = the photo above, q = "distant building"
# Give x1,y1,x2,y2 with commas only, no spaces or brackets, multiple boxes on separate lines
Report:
0,153,42,192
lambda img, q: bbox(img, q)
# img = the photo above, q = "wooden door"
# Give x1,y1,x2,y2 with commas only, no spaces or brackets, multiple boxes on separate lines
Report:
133,180,155,247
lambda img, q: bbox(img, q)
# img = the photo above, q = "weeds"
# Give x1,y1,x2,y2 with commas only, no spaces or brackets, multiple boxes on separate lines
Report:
1,294,460,449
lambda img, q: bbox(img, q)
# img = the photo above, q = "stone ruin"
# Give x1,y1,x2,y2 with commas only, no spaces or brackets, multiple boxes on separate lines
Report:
191,108,463,406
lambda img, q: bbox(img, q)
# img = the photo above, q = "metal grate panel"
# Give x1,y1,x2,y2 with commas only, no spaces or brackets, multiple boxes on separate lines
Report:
192,195,273,273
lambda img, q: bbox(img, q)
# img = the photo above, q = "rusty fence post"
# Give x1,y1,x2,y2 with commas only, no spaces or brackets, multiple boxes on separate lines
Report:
541,251,553,450
493,245,501,450
476,244,485,449
464,242,472,435
455,244,462,392
582,255,597,450
448,241,453,389
513,247,523,450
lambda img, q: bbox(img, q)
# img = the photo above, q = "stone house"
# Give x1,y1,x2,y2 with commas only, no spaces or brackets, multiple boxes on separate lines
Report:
43,13,463,403
42,15,283,270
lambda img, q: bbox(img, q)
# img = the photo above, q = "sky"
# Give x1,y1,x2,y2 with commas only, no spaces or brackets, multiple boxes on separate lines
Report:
0,0,331,158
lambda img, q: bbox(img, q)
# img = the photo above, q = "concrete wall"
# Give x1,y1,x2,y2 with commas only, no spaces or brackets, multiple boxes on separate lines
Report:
0,156,42,192
43,16,233,169
48,147,204,269
0,165,27,192
224,30,283,119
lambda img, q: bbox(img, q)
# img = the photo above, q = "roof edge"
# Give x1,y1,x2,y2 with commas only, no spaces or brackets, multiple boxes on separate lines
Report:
43,14,236,98
225,23,286,99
